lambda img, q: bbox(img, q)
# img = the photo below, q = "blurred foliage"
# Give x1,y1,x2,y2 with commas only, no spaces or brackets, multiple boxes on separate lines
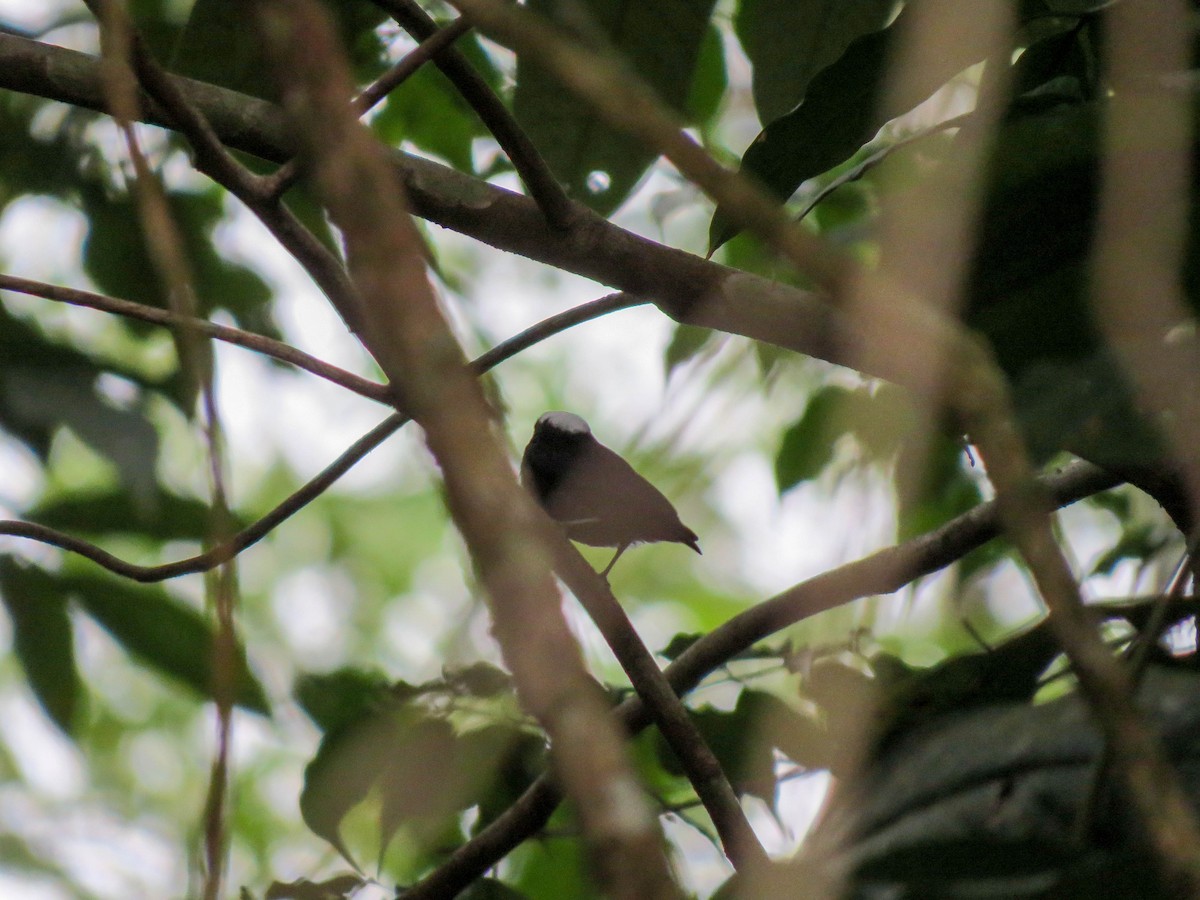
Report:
0,0,1197,898
514,0,721,215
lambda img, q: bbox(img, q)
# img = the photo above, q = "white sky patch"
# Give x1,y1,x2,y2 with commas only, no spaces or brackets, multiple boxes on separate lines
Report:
0,692,85,799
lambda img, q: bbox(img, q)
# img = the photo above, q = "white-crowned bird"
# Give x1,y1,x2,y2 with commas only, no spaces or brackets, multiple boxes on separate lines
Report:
521,411,700,576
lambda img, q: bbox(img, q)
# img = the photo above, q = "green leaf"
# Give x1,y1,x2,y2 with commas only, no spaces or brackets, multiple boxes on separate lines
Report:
513,0,719,215
81,184,276,337
373,31,504,174
0,560,82,735
1090,524,1172,576
710,4,993,252
872,623,1062,746
734,0,895,124
664,323,715,374
774,385,852,493
657,690,826,807
170,0,267,98
0,306,164,498
171,0,387,97
965,100,1177,468
66,573,270,715
294,667,392,735
510,829,601,900
1011,22,1096,101
894,431,982,544
27,487,218,541
685,23,727,130
457,879,531,900
263,874,365,900
301,701,502,867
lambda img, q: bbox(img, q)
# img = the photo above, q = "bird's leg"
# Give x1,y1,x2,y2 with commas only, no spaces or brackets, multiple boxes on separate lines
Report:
599,543,630,579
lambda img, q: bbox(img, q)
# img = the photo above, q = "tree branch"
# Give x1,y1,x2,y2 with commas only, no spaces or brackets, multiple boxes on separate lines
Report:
0,273,388,401
552,541,769,871
249,2,681,895
0,33,844,383
404,460,1121,897
372,0,575,230
0,291,643,578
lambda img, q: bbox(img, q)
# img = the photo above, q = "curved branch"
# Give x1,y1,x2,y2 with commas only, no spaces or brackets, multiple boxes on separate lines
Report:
0,293,643,579
0,273,389,402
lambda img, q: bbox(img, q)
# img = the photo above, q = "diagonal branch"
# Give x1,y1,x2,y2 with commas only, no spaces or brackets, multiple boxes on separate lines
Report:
249,2,681,896
551,541,768,870
372,0,575,230
0,292,644,581
0,273,388,401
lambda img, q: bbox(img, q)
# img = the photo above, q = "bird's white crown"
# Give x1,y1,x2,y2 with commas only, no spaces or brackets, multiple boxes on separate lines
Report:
538,411,591,434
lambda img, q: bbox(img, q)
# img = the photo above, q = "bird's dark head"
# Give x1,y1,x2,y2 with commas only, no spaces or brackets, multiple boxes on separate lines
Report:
522,411,595,499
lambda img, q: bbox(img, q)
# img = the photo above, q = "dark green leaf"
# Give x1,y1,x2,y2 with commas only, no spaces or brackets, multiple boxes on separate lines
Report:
294,668,392,734
710,5,993,252
373,30,505,174
685,24,727,130
872,623,1062,747
657,690,825,806
0,560,82,734
734,0,895,124
1012,22,1095,100
66,573,269,714
27,487,217,541
1090,524,1172,576
301,701,508,866
445,662,514,698
510,829,601,900
81,185,276,337
965,100,1177,468
374,64,483,174
465,726,547,834
0,305,167,495
664,323,715,374
775,385,852,493
894,432,981,543
457,879,531,900
171,0,386,97
513,0,719,214
264,874,365,900
170,0,267,98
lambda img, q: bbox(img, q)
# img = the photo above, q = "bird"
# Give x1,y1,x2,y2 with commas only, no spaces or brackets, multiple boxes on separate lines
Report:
520,411,701,577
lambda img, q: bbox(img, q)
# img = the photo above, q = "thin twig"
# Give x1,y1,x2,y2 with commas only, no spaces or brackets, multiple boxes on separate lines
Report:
0,273,388,402
356,17,474,118
261,16,475,200
0,292,644,580
86,2,241,895
1,414,405,581
551,542,769,871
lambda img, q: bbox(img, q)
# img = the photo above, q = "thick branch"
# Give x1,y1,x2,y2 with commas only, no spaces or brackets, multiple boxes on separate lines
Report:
0,34,845,378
